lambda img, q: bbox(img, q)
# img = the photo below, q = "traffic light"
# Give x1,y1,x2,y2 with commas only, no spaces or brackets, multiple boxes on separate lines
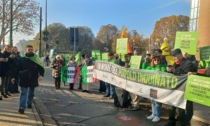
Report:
43,30,49,41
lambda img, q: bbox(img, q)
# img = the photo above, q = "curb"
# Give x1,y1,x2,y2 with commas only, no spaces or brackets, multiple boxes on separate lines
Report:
32,102,44,126
33,97,58,126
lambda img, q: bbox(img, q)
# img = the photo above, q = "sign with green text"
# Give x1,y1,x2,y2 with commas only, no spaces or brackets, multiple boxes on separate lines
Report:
174,32,198,55
184,75,210,107
101,52,108,61
129,56,142,69
92,50,101,61
116,38,128,61
200,46,210,61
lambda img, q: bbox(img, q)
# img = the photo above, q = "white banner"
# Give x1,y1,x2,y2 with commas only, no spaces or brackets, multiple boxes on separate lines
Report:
94,61,187,109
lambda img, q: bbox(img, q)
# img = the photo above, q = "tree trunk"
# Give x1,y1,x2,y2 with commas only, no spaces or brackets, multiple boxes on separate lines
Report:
0,0,6,46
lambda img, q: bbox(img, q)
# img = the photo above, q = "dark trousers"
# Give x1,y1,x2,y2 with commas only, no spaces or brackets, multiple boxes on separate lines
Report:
78,75,82,89
122,90,131,108
54,77,61,89
14,77,19,92
99,81,106,92
69,83,74,90
168,101,193,126
1,77,9,94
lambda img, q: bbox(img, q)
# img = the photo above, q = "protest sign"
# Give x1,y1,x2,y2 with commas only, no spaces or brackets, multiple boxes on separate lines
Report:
129,56,142,69
101,52,108,61
116,38,128,61
92,50,101,61
200,46,210,61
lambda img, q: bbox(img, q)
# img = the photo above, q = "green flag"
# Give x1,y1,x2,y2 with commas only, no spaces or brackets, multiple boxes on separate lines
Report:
81,66,94,84
22,53,45,74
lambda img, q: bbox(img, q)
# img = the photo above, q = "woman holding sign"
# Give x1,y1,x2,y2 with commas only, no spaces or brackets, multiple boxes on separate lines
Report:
67,56,77,90
146,56,166,122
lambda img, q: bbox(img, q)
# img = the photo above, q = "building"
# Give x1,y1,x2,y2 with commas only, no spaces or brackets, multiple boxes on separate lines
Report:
190,0,210,59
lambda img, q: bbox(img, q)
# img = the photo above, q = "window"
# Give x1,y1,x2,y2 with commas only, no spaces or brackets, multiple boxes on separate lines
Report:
189,0,200,31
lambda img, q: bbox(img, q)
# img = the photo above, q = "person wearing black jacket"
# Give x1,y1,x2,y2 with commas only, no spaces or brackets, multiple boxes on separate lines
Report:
1,45,12,98
8,49,20,93
11,46,21,93
11,45,44,114
0,50,8,100
165,48,195,126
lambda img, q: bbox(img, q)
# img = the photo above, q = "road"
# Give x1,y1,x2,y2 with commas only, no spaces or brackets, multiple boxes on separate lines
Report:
34,68,209,126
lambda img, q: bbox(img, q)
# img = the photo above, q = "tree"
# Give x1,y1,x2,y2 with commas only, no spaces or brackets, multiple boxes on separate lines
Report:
75,26,94,54
96,24,119,52
128,30,149,54
151,15,189,49
0,0,39,45
35,23,69,53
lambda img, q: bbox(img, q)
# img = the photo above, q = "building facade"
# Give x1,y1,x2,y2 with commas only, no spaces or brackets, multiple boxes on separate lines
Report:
190,0,210,58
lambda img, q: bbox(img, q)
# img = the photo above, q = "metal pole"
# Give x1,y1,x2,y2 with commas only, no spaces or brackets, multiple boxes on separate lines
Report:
39,7,42,57
45,0,47,55
45,0,47,31
74,28,76,54
9,0,13,46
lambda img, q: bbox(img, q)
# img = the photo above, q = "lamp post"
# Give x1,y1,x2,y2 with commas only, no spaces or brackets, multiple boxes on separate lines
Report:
39,7,42,57
9,0,13,46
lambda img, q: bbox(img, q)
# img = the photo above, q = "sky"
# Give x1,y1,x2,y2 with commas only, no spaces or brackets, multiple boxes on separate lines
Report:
13,0,190,45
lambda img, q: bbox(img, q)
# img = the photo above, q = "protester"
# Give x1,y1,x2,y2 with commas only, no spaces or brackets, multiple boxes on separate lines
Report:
153,49,167,66
142,53,151,69
127,50,142,111
67,56,77,90
1,45,11,98
82,55,93,93
8,49,19,94
11,46,21,93
0,50,7,100
78,54,85,90
165,48,194,126
44,54,50,66
146,56,167,122
52,57,62,89
11,45,44,114
103,52,117,99
118,54,132,111
60,55,66,86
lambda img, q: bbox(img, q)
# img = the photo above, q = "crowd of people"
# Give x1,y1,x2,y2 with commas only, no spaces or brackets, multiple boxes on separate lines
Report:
0,45,21,100
0,45,44,114
51,54,93,92
51,48,210,126
1,44,210,126
105,48,210,126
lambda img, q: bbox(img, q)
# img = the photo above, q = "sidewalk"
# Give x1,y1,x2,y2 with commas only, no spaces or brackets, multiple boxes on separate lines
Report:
193,103,210,124
0,93,43,126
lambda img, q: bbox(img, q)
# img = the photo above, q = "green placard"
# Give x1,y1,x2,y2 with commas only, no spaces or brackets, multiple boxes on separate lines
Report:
200,46,210,61
184,75,210,107
102,52,108,61
116,38,128,61
174,32,198,55
92,50,101,61
129,56,142,69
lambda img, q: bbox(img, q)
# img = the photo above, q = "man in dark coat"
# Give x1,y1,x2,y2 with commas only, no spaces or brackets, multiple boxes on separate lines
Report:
11,45,44,114
165,48,195,126
0,50,7,100
1,45,11,98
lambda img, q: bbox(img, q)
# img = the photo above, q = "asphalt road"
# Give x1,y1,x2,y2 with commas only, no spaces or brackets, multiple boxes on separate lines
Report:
34,68,209,126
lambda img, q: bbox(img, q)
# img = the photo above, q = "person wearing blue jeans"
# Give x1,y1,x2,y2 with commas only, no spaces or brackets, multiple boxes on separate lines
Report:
147,100,162,122
11,45,44,114
104,82,116,99
19,87,34,109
